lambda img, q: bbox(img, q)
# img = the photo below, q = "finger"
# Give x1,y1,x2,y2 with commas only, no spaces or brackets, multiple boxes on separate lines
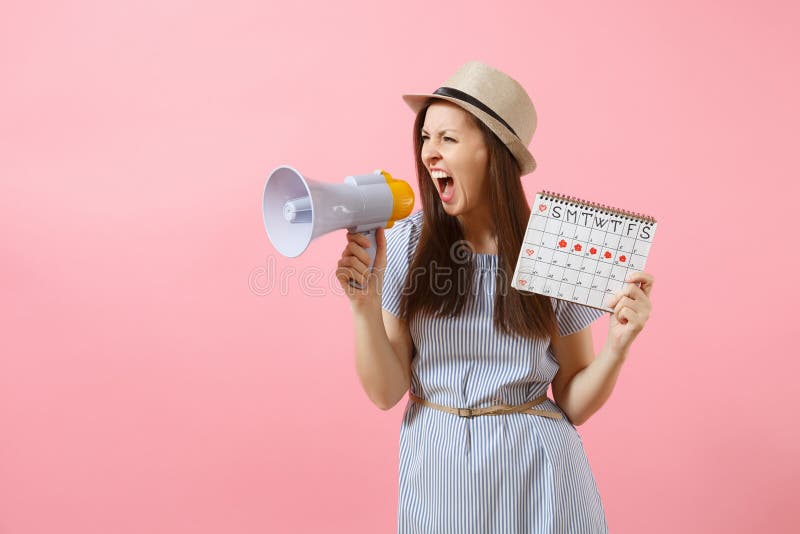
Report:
619,282,647,302
336,265,367,289
609,281,651,313
620,283,653,317
612,295,628,315
624,295,650,317
346,241,372,268
336,264,361,283
345,234,372,256
625,271,654,297
613,295,637,317
347,231,373,250
607,285,638,308
617,306,640,326
335,267,351,289
340,254,368,276
606,289,628,309
373,227,387,270
337,262,366,293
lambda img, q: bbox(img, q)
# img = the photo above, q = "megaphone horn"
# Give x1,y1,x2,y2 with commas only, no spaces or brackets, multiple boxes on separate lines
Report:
262,165,415,289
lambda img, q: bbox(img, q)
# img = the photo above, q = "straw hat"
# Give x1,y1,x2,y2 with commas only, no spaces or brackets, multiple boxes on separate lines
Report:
401,60,538,175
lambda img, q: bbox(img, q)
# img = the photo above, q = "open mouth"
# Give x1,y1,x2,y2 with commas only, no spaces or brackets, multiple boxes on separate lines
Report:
436,176,453,193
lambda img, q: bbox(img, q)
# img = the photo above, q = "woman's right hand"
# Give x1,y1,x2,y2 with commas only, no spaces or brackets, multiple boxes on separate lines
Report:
336,227,387,309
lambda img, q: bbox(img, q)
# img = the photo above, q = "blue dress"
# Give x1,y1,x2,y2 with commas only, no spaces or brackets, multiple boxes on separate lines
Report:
381,210,609,534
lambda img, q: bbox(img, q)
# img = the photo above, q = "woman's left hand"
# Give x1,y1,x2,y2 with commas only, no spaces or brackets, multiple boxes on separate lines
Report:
605,271,654,355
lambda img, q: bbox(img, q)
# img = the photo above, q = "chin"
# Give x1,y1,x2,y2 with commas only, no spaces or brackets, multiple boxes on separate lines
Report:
441,202,462,217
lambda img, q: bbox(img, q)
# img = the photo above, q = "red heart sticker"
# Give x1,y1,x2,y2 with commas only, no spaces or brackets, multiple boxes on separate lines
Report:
538,204,547,212
574,243,582,252
519,279,527,286
619,255,627,262
526,248,534,256
558,239,567,248
604,251,612,259
590,247,597,255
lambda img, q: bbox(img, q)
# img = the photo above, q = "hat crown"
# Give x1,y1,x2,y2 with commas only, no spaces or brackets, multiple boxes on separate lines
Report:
442,61,537,145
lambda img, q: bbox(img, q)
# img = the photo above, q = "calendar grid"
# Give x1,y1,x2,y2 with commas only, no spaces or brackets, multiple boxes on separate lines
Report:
512,192,658,312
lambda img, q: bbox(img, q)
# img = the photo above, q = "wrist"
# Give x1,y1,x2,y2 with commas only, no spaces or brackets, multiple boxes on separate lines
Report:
350,298,382,317
602,338,629,363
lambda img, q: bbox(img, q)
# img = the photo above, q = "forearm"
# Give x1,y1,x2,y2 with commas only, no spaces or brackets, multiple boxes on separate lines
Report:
558,341,628,425
352,303,410,410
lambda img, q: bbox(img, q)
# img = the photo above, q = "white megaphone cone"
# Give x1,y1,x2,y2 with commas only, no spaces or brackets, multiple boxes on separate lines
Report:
262,165,415,289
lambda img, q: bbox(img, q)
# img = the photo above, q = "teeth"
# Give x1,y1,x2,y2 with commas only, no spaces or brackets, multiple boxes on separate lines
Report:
431,170,451,179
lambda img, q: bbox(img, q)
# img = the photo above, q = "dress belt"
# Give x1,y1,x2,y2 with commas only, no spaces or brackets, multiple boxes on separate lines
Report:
408,391,563,420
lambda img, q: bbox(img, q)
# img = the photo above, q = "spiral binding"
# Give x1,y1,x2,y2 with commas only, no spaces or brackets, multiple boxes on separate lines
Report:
539,190,657,223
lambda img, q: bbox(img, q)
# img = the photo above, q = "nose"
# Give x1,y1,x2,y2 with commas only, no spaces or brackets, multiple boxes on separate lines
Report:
421,137,441,166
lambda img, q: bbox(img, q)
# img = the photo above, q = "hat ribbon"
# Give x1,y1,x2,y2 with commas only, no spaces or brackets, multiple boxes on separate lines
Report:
433,86,519,138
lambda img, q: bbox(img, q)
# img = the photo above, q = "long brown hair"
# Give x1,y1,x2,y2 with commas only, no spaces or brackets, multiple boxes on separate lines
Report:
398,99,557,340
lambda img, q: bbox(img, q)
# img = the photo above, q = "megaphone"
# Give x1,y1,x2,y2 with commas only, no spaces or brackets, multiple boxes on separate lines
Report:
262,165,415,289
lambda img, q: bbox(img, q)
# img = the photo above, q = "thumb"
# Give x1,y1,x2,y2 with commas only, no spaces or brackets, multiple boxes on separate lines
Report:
373,226,388,273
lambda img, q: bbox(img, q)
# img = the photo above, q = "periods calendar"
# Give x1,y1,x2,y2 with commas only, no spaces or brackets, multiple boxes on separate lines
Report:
511,191,658,312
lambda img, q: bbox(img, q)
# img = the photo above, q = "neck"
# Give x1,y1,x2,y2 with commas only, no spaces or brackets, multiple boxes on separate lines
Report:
457,205,497,254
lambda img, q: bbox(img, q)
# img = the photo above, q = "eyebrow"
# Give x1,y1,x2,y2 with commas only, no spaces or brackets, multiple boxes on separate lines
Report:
421,128,460,134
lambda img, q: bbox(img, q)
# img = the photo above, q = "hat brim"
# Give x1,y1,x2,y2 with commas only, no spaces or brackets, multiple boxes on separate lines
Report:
401,93,537,175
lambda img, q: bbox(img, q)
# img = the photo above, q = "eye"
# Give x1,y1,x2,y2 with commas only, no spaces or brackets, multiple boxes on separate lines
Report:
419,134,455,142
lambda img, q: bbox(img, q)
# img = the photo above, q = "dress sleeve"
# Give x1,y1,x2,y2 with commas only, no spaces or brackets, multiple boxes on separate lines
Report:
380,212,421,318
553,298,607,337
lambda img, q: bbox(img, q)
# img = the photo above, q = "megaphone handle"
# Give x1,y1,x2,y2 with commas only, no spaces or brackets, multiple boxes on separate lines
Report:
348,229,377,290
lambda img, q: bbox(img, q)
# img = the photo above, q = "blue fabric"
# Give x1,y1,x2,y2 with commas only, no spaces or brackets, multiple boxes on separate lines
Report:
381,210,609,533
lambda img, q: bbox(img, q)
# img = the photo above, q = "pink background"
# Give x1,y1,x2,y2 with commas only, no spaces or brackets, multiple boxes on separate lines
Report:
2,1,798,532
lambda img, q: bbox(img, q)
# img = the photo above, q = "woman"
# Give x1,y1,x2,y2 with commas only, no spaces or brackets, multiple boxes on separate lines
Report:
336,61,654,533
